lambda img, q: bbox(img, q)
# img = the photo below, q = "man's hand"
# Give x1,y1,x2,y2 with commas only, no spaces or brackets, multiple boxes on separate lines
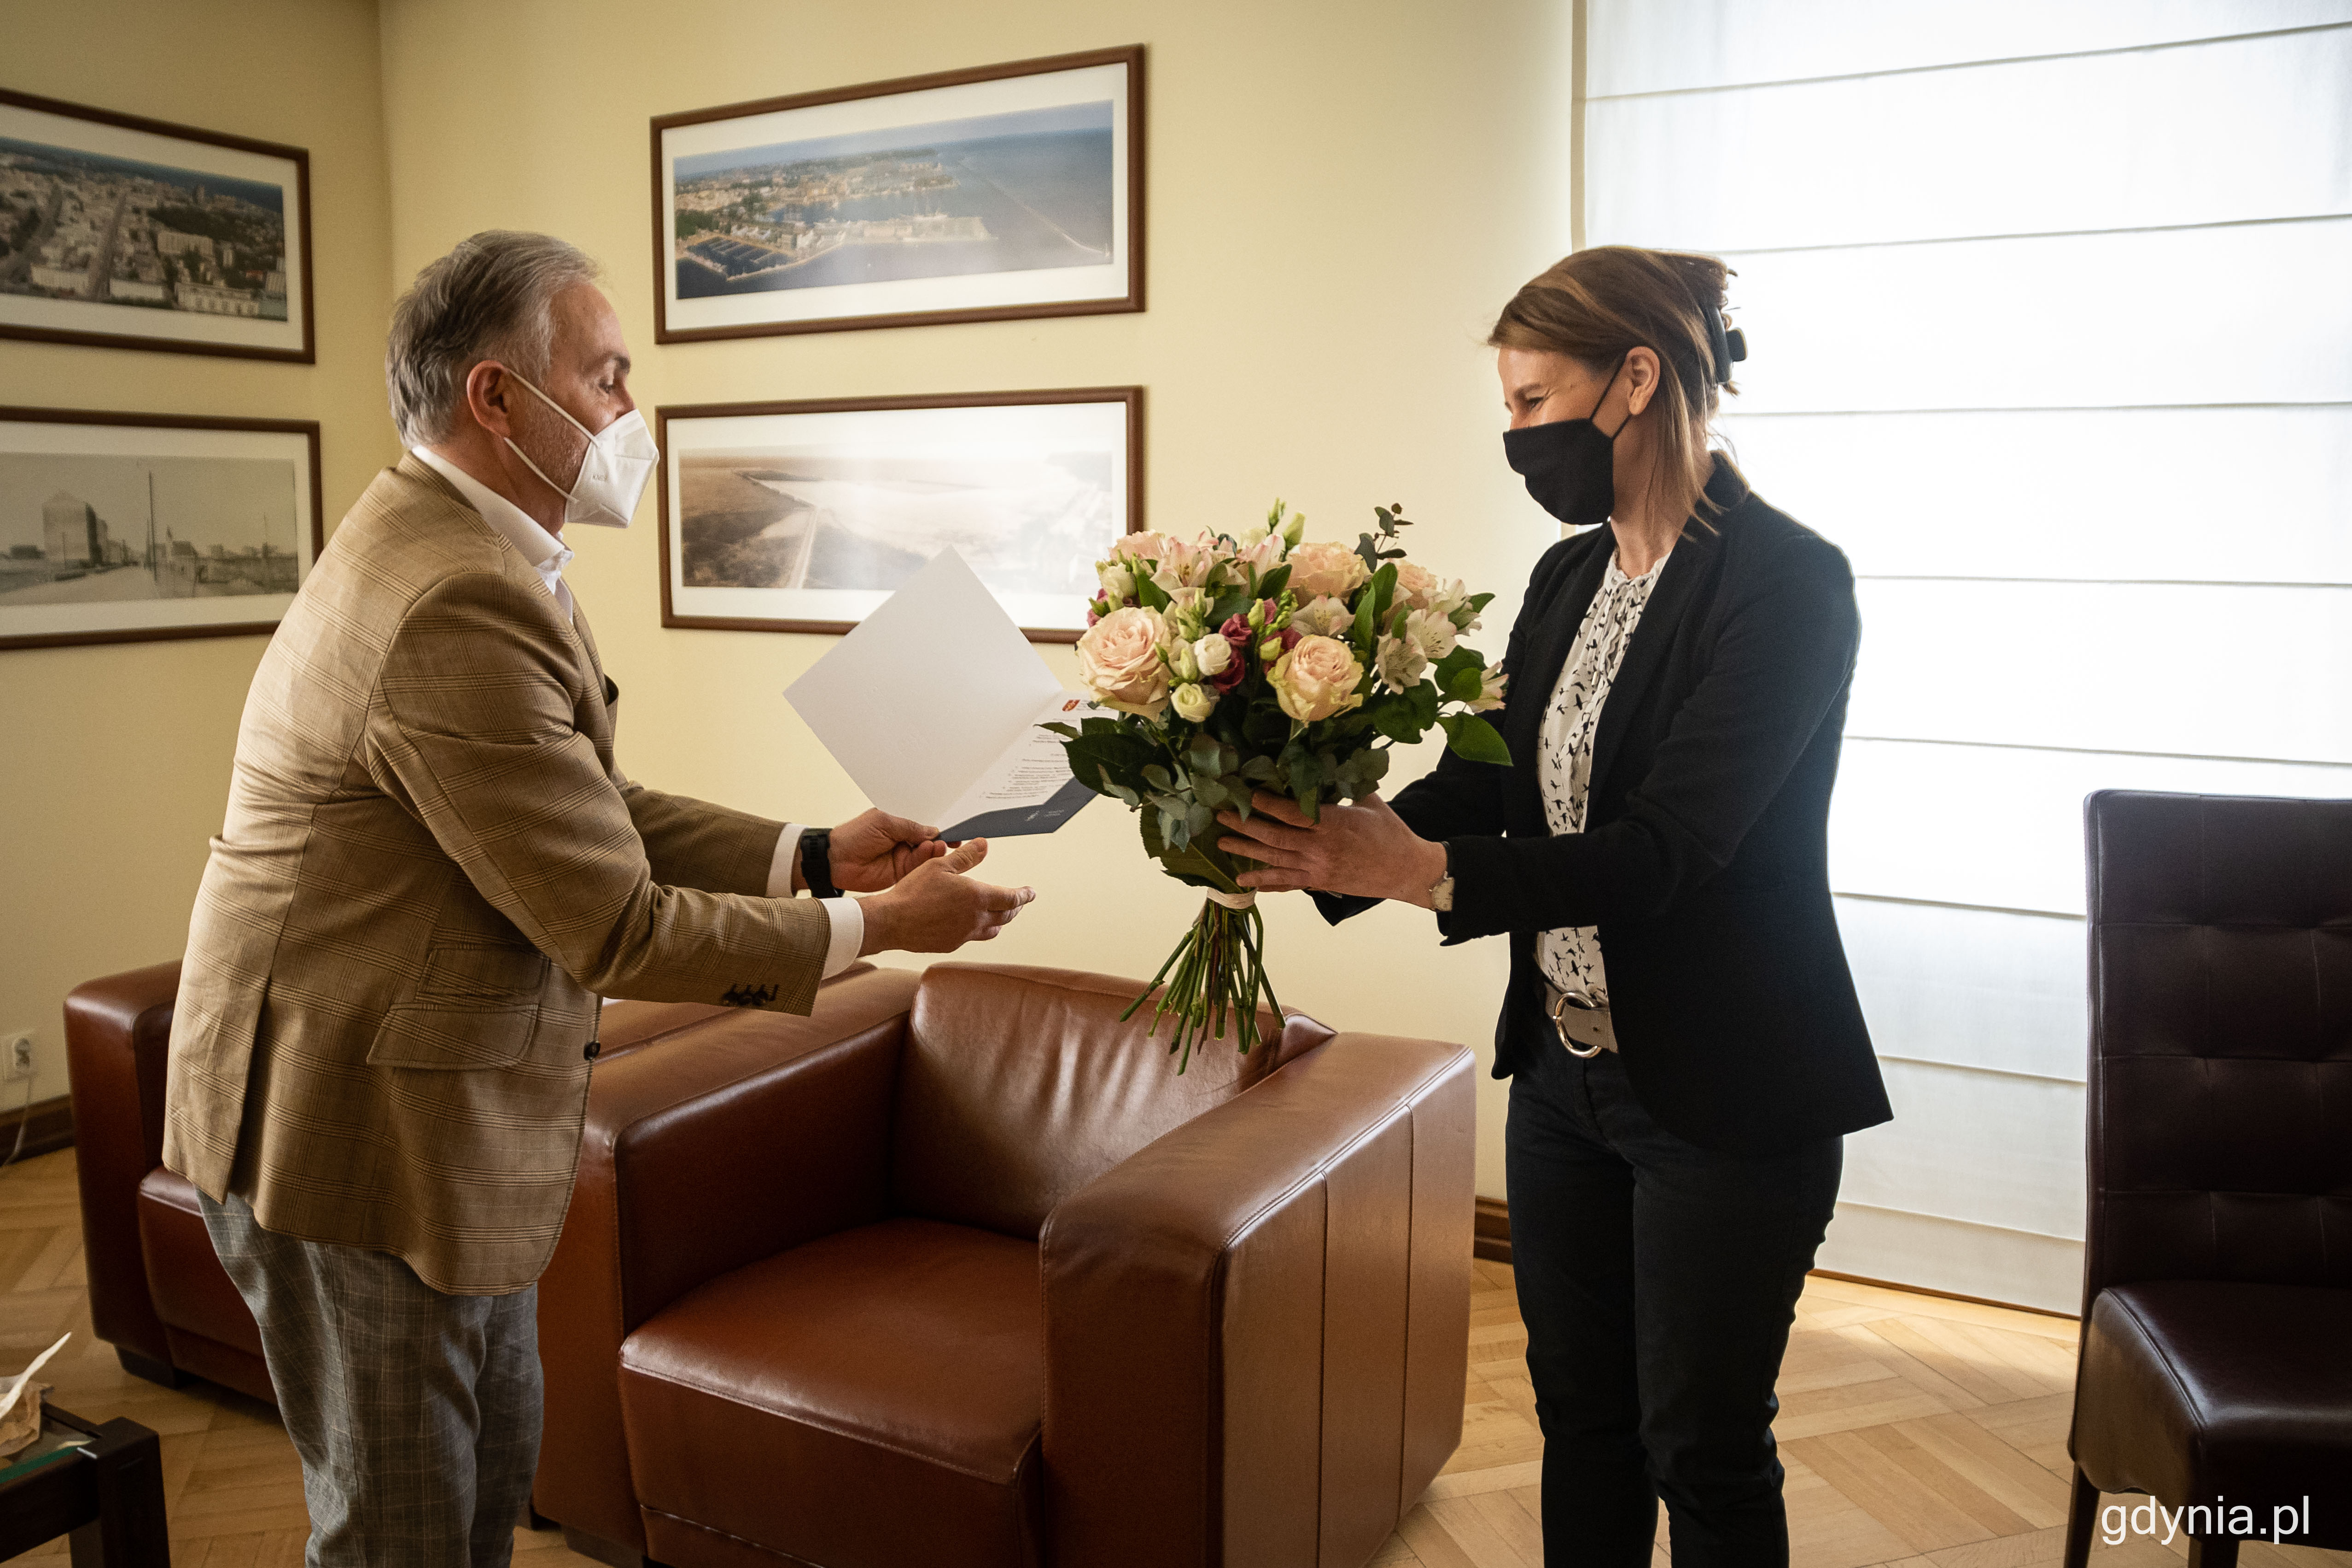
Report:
1216,791,1449,907
858,839,1035,954
823,809,952,892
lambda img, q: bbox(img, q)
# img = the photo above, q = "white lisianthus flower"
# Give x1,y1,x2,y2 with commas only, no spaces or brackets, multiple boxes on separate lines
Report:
1171,682,1218,723
1076,605,1172,719
1269,635,1367,723
1403,607,1459,660
1169,640,1202,682
1467,667,1508,712
1165,590,1208,639
1375,633,1430,694
1290,595,1355,638
1193,633,1233,679
1098,561,1137,602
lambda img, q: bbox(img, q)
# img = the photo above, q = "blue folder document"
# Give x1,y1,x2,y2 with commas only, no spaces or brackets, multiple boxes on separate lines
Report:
783,548,1102,839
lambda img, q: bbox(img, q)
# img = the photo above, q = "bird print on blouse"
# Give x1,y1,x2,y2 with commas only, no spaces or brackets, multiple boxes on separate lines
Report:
1536,549,1667,1007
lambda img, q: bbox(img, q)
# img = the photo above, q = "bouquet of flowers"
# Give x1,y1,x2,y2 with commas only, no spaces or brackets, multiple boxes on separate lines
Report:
1048,501,1508,1068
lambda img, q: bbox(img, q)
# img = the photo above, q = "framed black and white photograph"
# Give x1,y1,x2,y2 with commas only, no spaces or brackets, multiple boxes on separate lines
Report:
0,89,314,362
657,387,1140,641
651,46,1142,342
0,407,324,651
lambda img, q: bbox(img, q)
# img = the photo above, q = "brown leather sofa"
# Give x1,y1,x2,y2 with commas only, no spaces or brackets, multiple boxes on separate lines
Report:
63,957,782,1406
67,958,1477,1568
2063,792,2352,1568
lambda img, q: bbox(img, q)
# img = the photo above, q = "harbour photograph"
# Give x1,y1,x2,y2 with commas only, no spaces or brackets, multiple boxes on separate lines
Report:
671,99,1113,298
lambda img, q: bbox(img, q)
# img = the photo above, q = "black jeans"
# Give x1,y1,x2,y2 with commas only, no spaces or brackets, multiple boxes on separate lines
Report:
1506,1041,1842,1567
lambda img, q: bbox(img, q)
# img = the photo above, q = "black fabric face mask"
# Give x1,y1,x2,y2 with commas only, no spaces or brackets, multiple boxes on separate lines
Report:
1502,356,1628,531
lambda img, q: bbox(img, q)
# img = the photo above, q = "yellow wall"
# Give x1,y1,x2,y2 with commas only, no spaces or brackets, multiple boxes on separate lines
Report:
0,0,398,1113
8,0,1573,1198
381,0,1576,1198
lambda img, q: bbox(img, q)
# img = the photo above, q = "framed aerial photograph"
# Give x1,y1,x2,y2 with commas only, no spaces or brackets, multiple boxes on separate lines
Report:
652,46,1142,341
0,89,313,362
0,407,323,652
657,387,1141,641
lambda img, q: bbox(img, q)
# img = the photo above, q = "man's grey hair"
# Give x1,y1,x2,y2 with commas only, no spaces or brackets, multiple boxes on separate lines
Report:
385,231,601,449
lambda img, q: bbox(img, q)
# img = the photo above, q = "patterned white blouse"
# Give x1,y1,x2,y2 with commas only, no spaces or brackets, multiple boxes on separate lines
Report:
1535,548,1668,1005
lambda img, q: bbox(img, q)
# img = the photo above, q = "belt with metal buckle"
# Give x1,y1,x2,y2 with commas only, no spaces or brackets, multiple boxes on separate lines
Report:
1545,983,1618,1057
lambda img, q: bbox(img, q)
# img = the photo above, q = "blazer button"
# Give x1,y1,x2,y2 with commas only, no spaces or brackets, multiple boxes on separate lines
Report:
583,1038,601,1061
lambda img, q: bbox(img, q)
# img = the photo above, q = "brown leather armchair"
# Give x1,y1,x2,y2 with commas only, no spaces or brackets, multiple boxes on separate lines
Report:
2064,792,2352,1568
532,960,1477,1568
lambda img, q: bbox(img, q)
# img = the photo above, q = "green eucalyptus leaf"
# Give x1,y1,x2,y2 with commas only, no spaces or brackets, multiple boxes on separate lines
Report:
1142,764,1174,793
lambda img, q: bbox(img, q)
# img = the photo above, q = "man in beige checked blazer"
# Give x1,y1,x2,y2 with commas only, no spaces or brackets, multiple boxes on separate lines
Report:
164,232,1033,1568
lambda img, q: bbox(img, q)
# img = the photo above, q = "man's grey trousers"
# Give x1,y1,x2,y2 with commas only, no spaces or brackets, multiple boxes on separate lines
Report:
200,1192,541,1568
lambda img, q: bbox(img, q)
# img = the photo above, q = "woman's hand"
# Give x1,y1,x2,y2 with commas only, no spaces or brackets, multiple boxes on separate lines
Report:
824,810,952,892
1216,792,1450,907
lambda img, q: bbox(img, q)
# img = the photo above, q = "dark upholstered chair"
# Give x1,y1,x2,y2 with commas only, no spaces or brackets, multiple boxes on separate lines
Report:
2065,792,2352,1568
535,962,1477,1568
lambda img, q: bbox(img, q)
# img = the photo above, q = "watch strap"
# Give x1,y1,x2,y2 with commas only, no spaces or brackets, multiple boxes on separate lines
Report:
800,828,840,900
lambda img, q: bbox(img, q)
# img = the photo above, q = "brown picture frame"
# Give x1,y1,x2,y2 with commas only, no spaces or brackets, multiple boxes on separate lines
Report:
651,45,1144,342
0,88,315,363
656,385,1143,642
0,405,325,651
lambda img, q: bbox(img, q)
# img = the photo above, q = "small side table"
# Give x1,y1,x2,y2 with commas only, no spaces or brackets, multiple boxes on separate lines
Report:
0,1404,169,1567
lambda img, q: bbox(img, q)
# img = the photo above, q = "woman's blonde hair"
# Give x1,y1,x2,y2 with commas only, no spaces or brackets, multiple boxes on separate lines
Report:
1488,245,1744,526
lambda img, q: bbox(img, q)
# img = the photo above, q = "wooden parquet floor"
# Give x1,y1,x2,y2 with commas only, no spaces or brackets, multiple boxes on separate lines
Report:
3,1148,2345,1568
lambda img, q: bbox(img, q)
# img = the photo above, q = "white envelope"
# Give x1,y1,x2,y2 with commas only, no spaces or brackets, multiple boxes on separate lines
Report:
784,549,1102,839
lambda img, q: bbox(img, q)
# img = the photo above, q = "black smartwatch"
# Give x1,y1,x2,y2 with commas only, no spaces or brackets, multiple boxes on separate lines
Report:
799,828,840,900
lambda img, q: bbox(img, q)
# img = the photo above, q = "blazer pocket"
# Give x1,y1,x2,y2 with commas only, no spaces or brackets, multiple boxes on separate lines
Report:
366,1003,540,1071
417,941,549,1002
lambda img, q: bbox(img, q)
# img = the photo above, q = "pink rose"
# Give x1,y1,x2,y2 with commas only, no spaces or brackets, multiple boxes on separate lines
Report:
1077,605,1172,718
1287,542,1371,600
1393,560,1439,610
1269,635,1366,724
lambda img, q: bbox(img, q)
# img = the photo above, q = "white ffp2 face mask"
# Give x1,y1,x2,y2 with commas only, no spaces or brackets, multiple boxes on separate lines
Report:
503,371,658,530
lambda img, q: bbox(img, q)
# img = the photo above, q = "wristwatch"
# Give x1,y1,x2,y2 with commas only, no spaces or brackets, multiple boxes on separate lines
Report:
1428,847,1455,913
800,828,840,900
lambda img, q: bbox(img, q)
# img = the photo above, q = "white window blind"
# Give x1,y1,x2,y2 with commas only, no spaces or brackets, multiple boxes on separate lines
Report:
1581,0,2352,1310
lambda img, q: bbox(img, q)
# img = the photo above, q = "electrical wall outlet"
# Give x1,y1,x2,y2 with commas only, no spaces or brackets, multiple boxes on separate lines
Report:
2,1032,32,1084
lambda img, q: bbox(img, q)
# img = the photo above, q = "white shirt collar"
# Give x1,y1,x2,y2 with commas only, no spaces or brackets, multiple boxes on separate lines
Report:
411,446,574,601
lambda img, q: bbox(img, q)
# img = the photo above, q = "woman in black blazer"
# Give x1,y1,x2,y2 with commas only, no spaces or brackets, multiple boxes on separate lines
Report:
1218,246,1891,1567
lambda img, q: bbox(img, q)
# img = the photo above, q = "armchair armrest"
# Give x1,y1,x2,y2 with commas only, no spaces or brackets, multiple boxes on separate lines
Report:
64,961,184,1371
532,964,919,1551
1040,1032,1476,1568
